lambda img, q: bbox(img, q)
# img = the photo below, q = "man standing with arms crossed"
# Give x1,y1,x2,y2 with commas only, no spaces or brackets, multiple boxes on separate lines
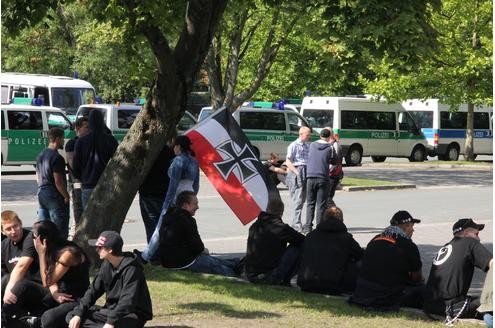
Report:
285,126,311,233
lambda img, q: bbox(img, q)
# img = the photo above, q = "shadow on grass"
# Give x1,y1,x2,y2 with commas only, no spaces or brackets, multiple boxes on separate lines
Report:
178,302,281,319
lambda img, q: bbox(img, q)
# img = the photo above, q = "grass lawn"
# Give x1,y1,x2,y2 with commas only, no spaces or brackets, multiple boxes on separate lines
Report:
142,267,479,328
341,177,397,187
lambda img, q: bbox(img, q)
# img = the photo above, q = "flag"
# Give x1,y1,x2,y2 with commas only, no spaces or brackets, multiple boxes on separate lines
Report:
185,107,281,225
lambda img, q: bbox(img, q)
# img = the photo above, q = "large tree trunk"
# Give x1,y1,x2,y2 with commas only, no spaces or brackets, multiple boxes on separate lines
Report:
73,0,228,265
463,103,475,161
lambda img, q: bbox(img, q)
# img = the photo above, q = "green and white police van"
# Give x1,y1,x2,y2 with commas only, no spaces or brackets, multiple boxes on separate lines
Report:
76,103,197,141
1,98,74,165
300,96,430,165
232,105,316,161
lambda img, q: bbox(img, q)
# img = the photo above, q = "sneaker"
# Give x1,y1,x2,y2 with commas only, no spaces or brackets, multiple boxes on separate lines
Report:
19,316,41,328
133,249,148,264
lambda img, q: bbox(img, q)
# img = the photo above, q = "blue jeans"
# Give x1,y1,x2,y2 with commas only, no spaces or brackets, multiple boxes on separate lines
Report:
247,246,301,285
81,188,94,210
304,177,330,232
186,254,239,277
139,194,164,243
37,186,70,239
141,211,166,262
286,169,306,232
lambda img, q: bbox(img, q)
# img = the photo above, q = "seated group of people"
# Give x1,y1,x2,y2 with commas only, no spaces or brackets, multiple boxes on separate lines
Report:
2,193,492,327
1,211,152,328
154,191,492,323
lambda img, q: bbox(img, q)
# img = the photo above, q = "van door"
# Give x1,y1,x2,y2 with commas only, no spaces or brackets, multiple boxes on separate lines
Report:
115,108,139,141
397,111,422,156
5,109,46,163
46,111,75,150
368,111,397,156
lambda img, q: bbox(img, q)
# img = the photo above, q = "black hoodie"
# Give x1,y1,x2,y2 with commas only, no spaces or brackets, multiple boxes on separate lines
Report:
297,218,363,294
72,252,153,324
73,110,118,188
306,140,337,179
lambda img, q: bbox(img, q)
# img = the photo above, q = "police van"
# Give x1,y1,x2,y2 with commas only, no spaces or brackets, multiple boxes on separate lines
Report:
1,98,74,165
300,96,430,165
1,72,96,121
402,99,493,160
76,103,197,141
232,105,315,161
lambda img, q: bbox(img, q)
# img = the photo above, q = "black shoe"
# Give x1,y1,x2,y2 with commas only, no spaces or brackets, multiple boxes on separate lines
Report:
133,249,148,264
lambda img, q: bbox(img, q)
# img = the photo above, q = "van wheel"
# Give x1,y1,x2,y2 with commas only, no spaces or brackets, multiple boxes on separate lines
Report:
371,156,386,163
445,144,459,161
345,145,362,166
409,146,425,162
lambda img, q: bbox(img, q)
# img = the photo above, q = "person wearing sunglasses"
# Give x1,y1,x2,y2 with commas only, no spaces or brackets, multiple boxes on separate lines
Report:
1,210,42,327
424,218,493,322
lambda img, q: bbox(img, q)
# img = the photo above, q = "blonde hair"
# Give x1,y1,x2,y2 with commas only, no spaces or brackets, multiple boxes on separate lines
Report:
1,210,22,228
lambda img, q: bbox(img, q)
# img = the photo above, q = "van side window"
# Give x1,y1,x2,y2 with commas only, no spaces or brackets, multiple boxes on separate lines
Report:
408,110,434,129
341,111,371,130
373,111,396,130
240,112,285,130
287,112,308,131
474,112,490,129
47,112,72,130
1,111,5,130
7,111,43,130
440,112,467,129
117,110,139,129
1,86,10,104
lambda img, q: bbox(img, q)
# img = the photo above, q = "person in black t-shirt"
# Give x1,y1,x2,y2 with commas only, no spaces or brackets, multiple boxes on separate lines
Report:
349,210,424,311
297,206,363,295
263,152,287,186
424,218,493,321
65,117,89,228
36,127,70,239
1,210,41,327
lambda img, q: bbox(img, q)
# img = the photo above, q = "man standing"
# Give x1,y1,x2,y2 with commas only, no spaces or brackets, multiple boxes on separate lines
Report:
1,210,41,327
67,231,153,328
327,129,343,206
158,191,240,276
304,128,336,233
73,110,118,209
65,117,89,229
245,198,305,286
285,126,311,232
424,218,492,321
138,143,174,242
350,210,424,311
36,127,70,238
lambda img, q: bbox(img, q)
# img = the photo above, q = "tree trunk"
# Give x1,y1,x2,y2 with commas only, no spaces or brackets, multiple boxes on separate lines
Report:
463,103,475,161
73,0,228,266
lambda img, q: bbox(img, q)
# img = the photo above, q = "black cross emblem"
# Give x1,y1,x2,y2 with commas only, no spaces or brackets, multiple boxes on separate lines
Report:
214,140,258,184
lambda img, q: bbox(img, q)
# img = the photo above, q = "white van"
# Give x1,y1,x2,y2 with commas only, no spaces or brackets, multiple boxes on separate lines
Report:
1,101,73,165
402,99,493,160
300,96,430,165
76,104,197,141
232,106,315,160
1,72,96,121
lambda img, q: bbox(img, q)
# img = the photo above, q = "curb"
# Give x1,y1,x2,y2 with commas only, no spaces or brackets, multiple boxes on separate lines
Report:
359,163,492,170
341,184,416,192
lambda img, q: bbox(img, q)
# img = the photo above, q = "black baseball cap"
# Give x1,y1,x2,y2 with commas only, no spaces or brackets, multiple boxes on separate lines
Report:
390,210,421,225
452,218,485,234
88,231,123,253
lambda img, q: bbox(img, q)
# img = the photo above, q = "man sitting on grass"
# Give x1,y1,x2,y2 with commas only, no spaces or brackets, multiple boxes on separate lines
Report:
349,210,425,311
158,191,240,277
245,198,305,286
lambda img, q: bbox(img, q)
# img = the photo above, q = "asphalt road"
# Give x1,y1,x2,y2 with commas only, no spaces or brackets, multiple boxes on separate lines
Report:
1,161,492,290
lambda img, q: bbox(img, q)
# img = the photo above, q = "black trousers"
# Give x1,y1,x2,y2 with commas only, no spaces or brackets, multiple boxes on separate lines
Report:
66,307,146,328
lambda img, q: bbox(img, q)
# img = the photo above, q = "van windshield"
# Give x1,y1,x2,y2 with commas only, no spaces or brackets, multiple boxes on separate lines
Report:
52,88,96,115
302,109,334,129
408,110,433,129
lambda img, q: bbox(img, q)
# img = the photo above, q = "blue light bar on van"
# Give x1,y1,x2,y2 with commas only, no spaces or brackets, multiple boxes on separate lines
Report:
133,98,145,106
11,97,44,106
